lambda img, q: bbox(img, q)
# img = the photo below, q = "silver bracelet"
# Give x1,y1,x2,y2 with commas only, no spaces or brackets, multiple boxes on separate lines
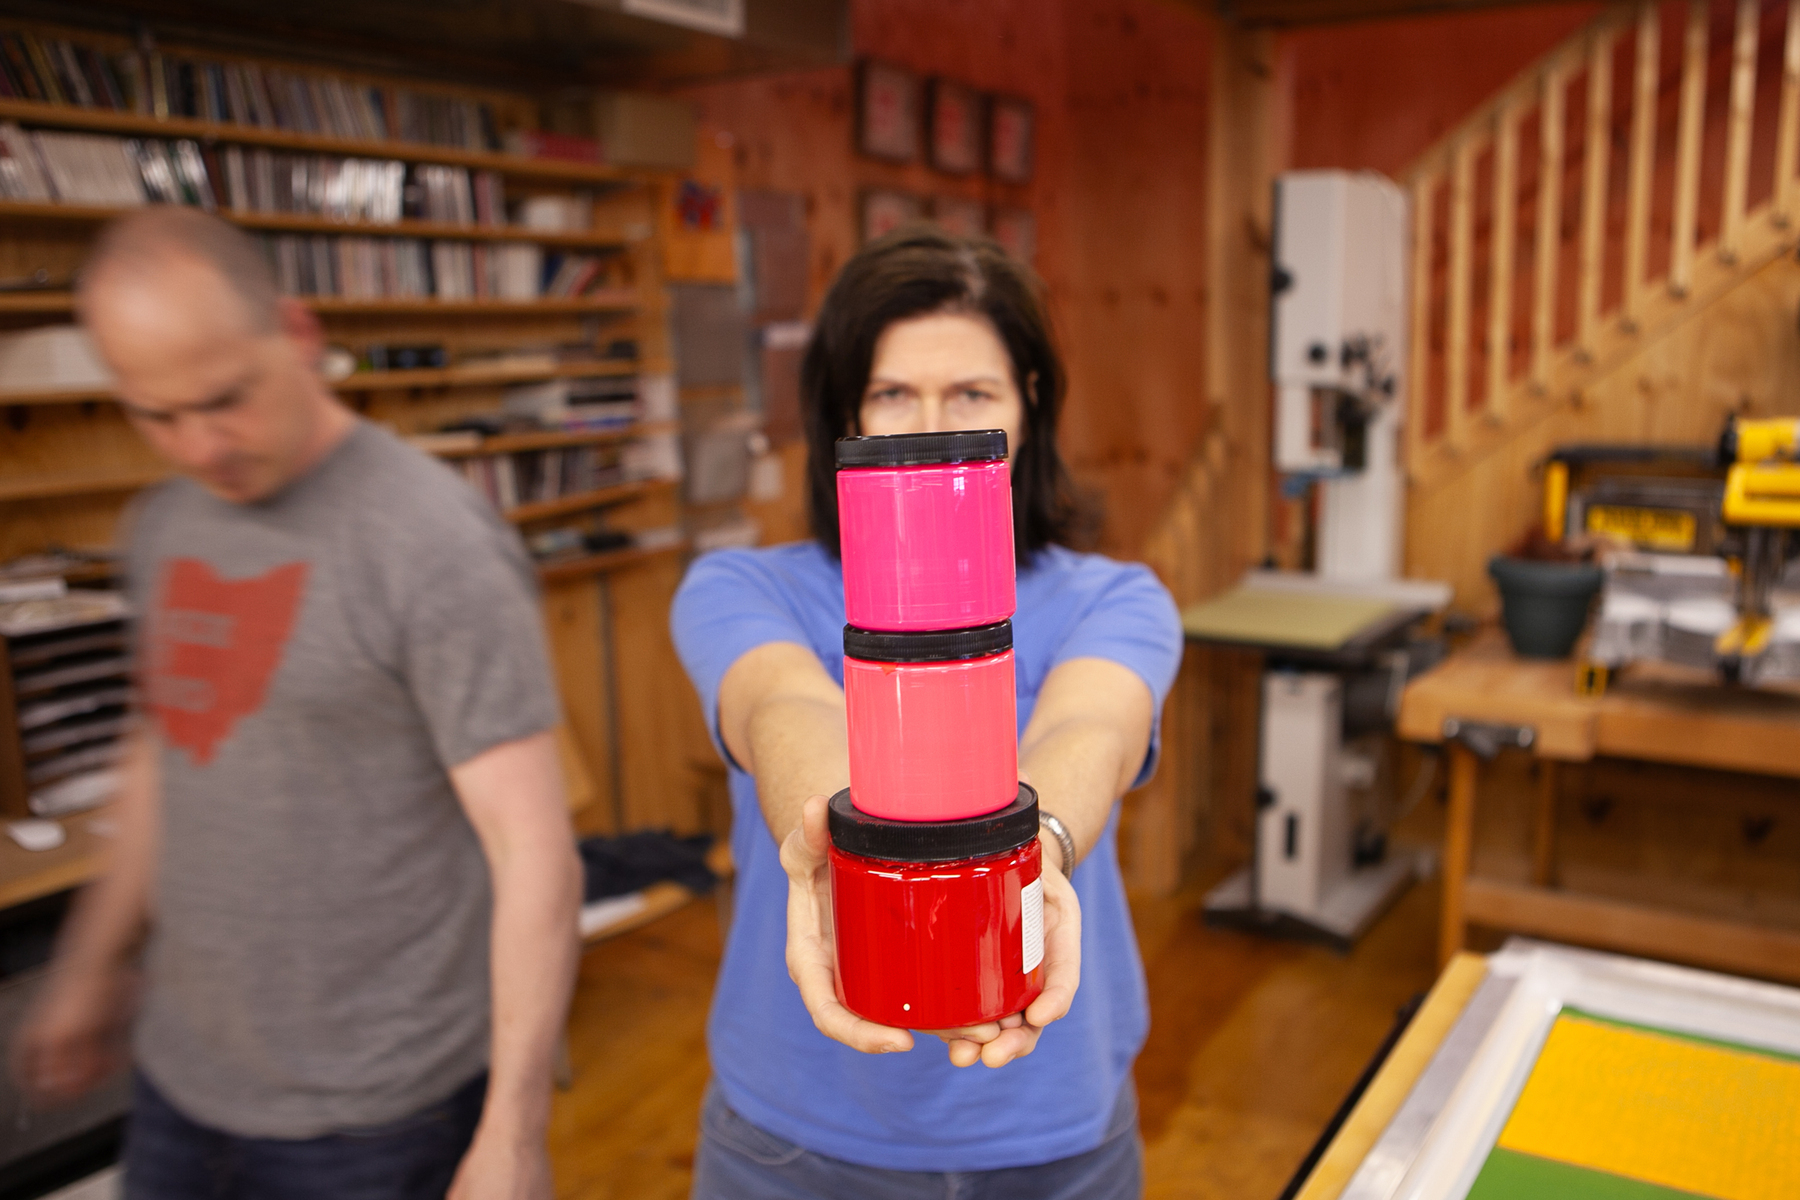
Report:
1039,810,1076,877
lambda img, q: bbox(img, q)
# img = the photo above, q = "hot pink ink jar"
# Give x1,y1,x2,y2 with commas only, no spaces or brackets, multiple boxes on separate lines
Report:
842,622,1018,823
828,785,1046,1029
836,431,1016,633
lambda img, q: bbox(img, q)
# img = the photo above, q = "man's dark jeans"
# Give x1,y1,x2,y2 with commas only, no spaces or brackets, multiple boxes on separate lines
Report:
122,1069,486,1200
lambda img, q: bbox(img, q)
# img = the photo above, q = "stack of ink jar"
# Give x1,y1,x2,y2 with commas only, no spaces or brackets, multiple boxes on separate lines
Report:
828,430,1046,1030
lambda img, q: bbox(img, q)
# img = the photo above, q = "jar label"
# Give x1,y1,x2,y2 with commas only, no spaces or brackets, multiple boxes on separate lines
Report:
1021,878,1044,973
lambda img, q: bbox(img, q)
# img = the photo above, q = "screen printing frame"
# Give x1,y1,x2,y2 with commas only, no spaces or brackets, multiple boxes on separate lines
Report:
1341,939,1800,1200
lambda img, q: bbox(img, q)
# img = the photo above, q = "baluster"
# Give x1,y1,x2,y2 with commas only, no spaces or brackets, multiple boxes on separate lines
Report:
1625,1,1660,322
1778,0,1800,222
1408,171,1435,469
1671,0,1708,295
1447,138,1477,450
1579,31,1614,352
1488,102,1520,421
1721,0,1760,260
1533,63,1568,390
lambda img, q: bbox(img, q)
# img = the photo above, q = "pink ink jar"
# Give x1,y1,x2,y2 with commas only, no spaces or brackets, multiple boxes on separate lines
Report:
836,431,1016,633
828,785,1046,1029
843,621,1017,823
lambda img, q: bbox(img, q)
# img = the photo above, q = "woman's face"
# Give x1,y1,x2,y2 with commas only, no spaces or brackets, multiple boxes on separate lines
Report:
858,311,1026,457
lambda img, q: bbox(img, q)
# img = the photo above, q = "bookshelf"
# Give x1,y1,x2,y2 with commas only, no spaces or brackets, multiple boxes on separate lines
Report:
0,97,659,188
0,200,637,250
0,292,638,316
436,421,676,458
503,478,676,525
0,15,708,839
0,360,641,406
536,540,686,585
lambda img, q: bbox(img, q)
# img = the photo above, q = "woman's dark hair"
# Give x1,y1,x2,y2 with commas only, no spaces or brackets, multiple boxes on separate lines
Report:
801,225,1080,564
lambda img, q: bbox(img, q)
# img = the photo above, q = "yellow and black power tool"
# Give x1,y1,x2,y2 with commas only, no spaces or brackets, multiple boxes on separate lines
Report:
1543,416,1800,686
1714,415,1800,674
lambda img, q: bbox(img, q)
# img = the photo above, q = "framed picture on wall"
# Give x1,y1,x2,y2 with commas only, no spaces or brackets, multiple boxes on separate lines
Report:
857,60,922,163
989,96,1035,184
990,208,1037,265
928,78,983,175
931,195,987,240
862,189,923,243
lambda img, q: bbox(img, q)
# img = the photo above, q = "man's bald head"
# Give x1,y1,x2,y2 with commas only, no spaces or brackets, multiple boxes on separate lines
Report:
80,207,281,334
79,207,351,505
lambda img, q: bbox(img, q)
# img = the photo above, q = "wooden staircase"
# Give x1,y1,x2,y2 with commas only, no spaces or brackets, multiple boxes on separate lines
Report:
1402,0,1800,606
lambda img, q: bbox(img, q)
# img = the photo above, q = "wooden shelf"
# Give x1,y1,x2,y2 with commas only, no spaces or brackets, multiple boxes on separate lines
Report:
503,477,675,524
437,421,676,459
0,468,166,503
0,98,664,187
0,293,73,313
309,291,638,315
537,540,686,584
0,291,636,317
0,360,641,406
0,200,631,250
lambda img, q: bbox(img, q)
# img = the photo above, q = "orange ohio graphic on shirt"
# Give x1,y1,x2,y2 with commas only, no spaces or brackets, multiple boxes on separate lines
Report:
147,558,308,765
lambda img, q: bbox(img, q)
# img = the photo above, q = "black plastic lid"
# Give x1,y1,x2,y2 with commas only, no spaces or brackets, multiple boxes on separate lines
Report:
835,430,1008,468
843,620,1011,663
828,784,1039,863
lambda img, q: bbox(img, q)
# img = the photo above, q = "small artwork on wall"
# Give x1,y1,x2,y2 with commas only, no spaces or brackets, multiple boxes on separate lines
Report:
988,96,1034,185
857,60,922,163
862,189,923,243
931,195,987,241
927,79,983,175
990,208,1037,265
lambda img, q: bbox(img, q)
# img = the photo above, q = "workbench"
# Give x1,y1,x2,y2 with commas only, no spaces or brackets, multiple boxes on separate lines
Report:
1396,629,1800,984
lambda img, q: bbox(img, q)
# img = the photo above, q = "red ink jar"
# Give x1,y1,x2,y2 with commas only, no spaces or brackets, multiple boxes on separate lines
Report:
836,431,1016,633
842,621,1018,823
828,785,1046,1030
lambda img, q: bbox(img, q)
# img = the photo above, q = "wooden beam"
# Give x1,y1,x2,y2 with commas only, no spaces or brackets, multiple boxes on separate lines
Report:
1624,1,1660,321
1531,759,1559,886
1440,743,1479,967
1465,878,1800,986
1721,0,1761,261
1779,0,1800,223
1532,61,1568,390
1487,102,1520,418
1671,0,1709,295
1408,172,1436,471
1446,138,1478,447
1578,30,1614,352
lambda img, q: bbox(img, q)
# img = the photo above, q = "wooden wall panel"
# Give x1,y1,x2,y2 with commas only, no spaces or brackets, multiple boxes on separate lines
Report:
1408,252,1800,612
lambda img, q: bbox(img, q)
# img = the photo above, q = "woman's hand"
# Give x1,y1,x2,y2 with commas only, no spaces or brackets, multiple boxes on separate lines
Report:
782,793,915,1055
931,844,1080,1067
780,794,1081,1067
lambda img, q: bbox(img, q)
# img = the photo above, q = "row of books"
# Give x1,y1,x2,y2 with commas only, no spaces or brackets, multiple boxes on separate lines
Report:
0,123,509,226
260,234,617,302
0,28,500,151
453,446,628,512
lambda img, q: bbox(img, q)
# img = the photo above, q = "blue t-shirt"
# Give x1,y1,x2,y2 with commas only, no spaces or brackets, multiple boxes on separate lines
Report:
671,541,1182,1172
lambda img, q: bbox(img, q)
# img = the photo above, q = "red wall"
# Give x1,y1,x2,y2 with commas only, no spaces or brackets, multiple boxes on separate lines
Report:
1282,3,1602,177
680,0,1606,555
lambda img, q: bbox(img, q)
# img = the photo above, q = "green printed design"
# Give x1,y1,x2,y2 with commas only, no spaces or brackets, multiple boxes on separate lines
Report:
1466,1148,1715,1200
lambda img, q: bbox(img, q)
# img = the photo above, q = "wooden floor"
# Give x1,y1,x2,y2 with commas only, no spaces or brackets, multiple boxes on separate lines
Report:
547,874,1443,1199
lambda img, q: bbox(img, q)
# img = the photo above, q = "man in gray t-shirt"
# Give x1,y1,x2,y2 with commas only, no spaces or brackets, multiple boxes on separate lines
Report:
13,208,582,1200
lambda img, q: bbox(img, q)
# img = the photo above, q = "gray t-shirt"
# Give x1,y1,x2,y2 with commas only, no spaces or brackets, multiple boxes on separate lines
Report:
125,420,560,1138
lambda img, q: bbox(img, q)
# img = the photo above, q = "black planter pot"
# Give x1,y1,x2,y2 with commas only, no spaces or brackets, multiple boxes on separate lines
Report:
1488,555,1604,659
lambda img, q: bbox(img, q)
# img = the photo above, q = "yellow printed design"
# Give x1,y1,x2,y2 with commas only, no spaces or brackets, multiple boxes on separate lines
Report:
1497,1015,1800,1200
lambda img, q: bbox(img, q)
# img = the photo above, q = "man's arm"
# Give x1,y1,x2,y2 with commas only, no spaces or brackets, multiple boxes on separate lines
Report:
446,730,582,1200
13,729,160,1102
